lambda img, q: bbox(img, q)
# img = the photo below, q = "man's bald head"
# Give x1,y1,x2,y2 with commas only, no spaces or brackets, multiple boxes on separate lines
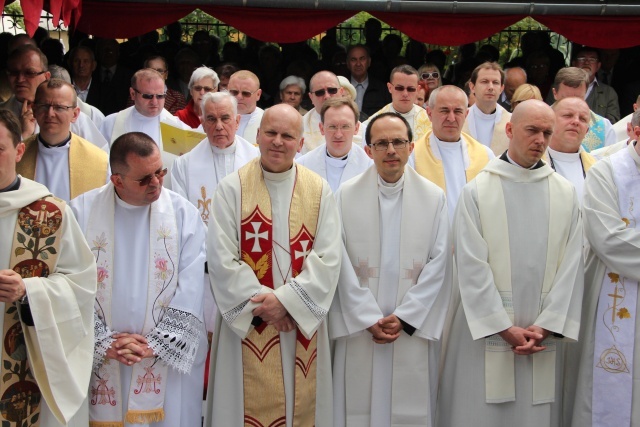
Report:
309,71,343,113
257,103,304,173
506,100,556,168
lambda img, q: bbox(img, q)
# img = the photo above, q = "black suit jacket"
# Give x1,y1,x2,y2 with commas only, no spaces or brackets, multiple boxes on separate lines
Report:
88,65,134,116
354,75,391,117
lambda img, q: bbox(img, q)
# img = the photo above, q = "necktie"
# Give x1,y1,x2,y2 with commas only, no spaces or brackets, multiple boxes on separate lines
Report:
103,69,112,83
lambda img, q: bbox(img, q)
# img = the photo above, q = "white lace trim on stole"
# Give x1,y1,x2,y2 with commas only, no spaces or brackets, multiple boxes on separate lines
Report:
146,307,204,374
290,280,327,321
93,312,116,371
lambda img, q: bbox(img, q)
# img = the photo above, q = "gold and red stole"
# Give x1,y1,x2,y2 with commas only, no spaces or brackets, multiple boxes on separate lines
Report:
3,195,65,427
238,159,323,427
18,133,109,200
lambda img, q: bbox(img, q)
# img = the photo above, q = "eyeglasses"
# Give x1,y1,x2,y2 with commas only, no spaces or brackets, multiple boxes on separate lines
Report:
325,124,354,132
133,88,166,100
421,72,439,80
193,85,215,93
575,57,598,64
120,168,168,186
393,85,417,93
228,89,259,98
312,87,339,97
151,68,167,74
370,139,410,151
6,69,46,79
33,103,76,113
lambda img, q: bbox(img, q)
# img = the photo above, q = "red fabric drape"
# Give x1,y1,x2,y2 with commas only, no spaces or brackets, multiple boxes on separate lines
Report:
372,12,526,46
536,15,640,49
20,0,44,36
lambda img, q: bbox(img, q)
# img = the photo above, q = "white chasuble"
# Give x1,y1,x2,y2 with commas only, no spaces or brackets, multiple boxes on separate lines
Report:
571,142,640,426
0,178,97,427
170,135,258,225
438,157,583,427
205,161,341,427
331,165,451,427
70,184,207,427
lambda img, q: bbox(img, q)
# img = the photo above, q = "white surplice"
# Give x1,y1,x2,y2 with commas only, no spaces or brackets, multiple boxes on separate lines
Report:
462,104,512,156
568,142,640,426
296,143,372,192
204,164,341,427
236,107,263,145
70,187,208,427
330,166,451,427
0,178,97,427
302,109,325,154
438,157,584,427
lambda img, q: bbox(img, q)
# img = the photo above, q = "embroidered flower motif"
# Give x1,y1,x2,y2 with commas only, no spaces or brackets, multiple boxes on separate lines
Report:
157,225,172,240
92,233,108,251
97,267,109,288
617,307,631,319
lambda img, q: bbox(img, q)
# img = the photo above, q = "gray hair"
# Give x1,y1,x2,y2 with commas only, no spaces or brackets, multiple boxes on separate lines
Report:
188,66,220,91
201,91,238,117
48,65,71,83
428,85,468,109
279,75,306,93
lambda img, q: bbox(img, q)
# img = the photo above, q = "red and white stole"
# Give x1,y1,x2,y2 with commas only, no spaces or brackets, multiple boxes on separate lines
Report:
87,183,178,427
238,159,323,427
2,195,65,427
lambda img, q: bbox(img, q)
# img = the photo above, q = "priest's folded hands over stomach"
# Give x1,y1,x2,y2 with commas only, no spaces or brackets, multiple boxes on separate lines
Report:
498,325,550,355
106,332,155,366
251,293,297,333
367,314,402,344
0,269,27,303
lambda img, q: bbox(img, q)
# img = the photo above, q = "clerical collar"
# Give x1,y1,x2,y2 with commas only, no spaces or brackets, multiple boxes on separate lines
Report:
261,162,295,182
390,105,414,118
500,150,544,170
38,133,71,148
0,176,20,192
434,135,462,146
326,149,348,160
475,105,497,118
378,173,404,190
547,147,585,178
211,138,237,155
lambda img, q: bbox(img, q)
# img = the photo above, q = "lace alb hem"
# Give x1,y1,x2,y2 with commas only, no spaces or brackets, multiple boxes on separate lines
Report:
147,307,203,374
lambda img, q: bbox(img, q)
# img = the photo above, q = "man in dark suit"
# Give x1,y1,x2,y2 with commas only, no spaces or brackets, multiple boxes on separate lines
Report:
572,46,620,124
347,44,390,117
89,39,134,116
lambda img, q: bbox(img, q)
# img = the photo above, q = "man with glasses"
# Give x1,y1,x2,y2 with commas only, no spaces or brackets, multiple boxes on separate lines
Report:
361,65,431,144
297,97,371,192
16,78,108,202
126,56,186,115
70,131,207,427
100,69,187,187
347,44,390,117
462,62,512,156
227,70,263,145
439,100,583,427
571,46,620,124
414,85,493,220
302,70,346,154
331,112,451,427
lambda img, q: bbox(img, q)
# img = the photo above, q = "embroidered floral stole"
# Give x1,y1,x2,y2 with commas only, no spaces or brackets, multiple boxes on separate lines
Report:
238,159,322,427
3,195,65,427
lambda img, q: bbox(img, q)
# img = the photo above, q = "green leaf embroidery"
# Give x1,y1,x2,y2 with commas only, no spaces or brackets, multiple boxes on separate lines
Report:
16,233,25,244
45,236,55,246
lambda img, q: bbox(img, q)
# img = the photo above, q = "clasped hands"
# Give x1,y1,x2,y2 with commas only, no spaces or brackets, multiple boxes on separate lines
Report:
251,293,296,333
499,325,549,355
107,333,155,366
367,314,402,344
0,269,27,303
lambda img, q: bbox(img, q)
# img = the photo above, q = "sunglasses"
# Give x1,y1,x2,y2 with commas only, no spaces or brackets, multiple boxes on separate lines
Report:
421,72,439,80
134,88,166,100
393,85,417,93
312,87,339,97
228,89,259,98
193,85,215,93
120,168,168,186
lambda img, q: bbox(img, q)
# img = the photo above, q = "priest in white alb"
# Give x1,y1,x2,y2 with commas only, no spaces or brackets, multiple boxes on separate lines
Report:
227,70,263,145
71,132,207,427
205,104,341,426
438,100,584,427
297,96,371,192
17,79,109,202
0,110,97,427
331,112,451,427
568,122,640,426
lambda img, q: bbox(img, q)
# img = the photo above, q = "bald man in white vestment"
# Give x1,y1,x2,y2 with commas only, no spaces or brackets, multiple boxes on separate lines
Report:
297,96,371,192
0,110,97,427
331,112,451,427
438,100,584,427
71,132,207,427
205,104,341,426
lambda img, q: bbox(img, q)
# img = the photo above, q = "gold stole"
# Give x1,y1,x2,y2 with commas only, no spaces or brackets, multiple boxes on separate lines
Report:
414,130,489,191
580,151,596,172
2,195,65,427
17,134,108,199
238,159,322,427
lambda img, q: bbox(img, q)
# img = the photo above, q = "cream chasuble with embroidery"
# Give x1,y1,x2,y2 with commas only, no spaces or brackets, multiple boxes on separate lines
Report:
438,157,583,427
569,142,640,427
205,160,341,427
330,166,451,427
0,178,97,427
